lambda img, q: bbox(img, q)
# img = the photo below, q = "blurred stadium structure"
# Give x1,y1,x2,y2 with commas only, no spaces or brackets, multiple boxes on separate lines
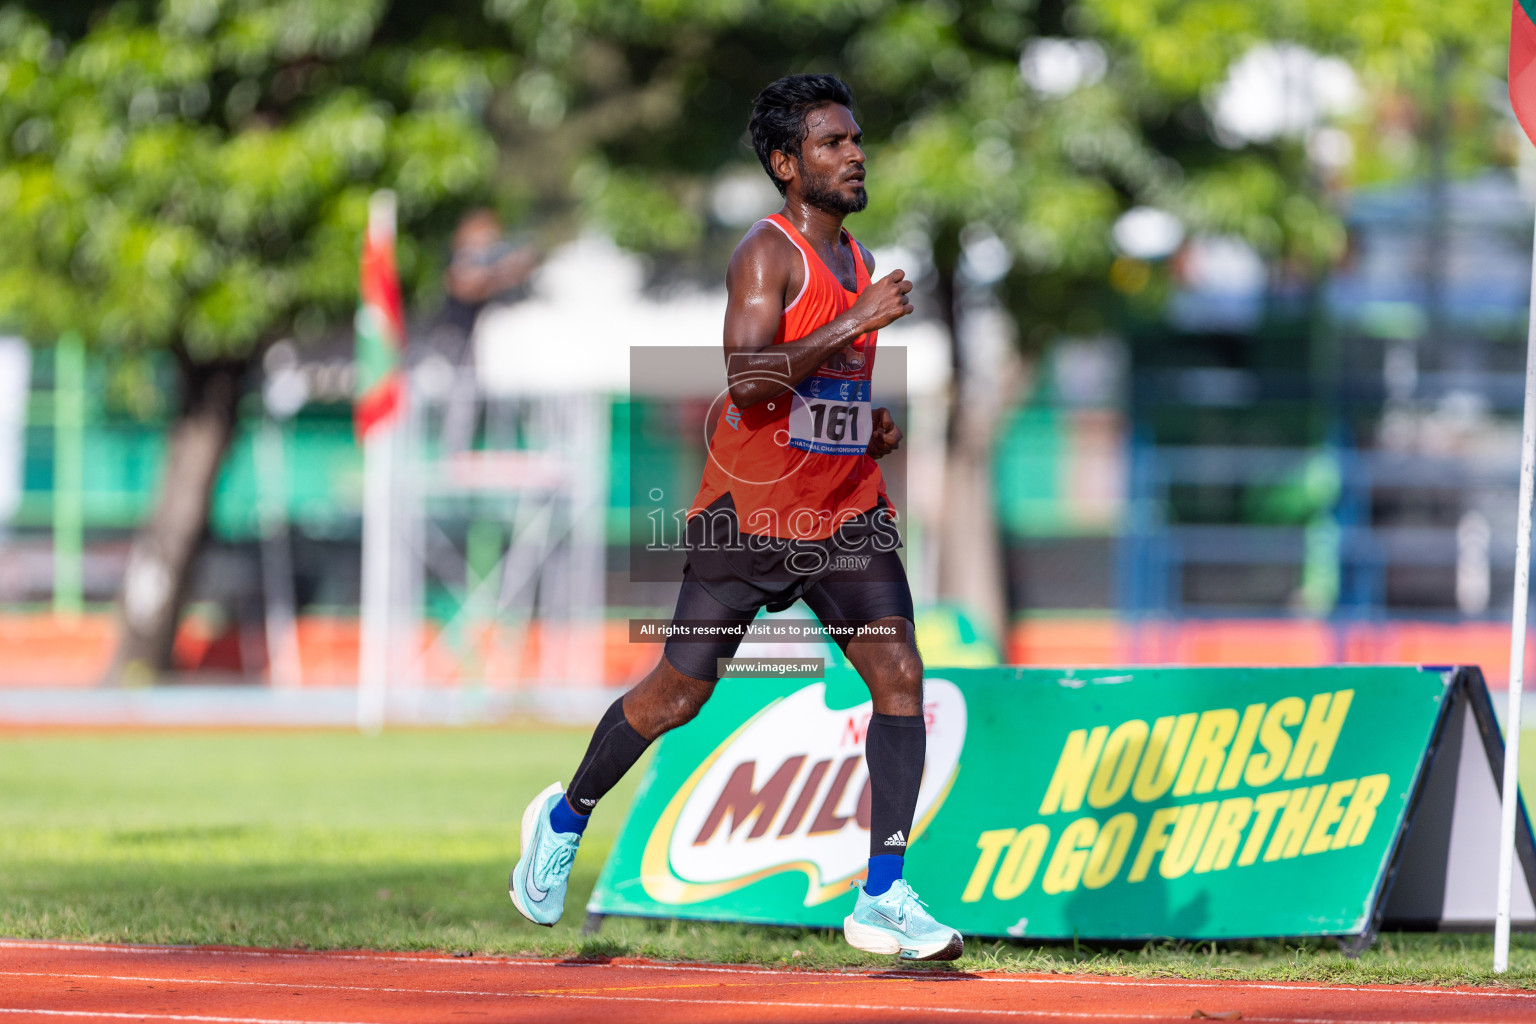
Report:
3,0,1536,722
9,184,1536,710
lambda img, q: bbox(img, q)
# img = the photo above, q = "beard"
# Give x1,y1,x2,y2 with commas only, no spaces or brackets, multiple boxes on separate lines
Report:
800,164,868,215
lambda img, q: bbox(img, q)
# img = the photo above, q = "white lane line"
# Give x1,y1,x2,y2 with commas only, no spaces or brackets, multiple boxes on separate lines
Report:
0,1009,383,1024
966,975,1536,1000
0,971,1524,1024
598,962,1536,1000
394,991,1536,1024
0,970,542,1000
0,942,535,969
560,961,1536,1002
6,969,1123,1013
0,1000,1414,1024
481,994,1350,1022
5,940,1535,1002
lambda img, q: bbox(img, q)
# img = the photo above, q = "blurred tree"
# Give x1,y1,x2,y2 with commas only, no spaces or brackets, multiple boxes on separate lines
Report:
5,0,1514,661
0,0,499,680
463,0,1342,631
472,0,1513,633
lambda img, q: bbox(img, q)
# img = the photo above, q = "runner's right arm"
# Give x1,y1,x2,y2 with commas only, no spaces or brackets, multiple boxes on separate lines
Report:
722,226,912,409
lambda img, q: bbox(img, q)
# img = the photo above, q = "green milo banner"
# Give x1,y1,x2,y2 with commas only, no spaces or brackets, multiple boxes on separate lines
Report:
589,665,1462,940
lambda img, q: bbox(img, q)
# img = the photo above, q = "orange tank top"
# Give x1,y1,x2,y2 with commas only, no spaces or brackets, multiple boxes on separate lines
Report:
690,213,888,540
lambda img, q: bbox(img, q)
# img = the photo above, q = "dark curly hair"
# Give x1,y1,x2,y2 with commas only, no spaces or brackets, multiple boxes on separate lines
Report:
749,74,855,196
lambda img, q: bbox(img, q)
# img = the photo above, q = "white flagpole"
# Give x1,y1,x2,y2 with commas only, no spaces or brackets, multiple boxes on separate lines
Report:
1495,216,1536,972
358,420,395,732
357,191,398,734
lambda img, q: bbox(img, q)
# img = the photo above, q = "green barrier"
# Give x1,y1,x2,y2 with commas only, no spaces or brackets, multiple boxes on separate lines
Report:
588,665,1534,944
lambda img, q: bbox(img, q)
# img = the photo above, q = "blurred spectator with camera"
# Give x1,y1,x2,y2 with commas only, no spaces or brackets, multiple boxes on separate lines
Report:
431,209,540,451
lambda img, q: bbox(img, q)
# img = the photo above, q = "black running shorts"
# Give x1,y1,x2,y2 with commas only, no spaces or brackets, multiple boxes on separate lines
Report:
662,497,916,682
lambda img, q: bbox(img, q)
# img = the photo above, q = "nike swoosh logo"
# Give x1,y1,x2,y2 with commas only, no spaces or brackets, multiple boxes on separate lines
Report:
525,845,549,902
871,906,905,929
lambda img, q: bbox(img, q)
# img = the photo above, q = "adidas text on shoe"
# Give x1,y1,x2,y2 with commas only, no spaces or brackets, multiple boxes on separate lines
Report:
843,878,963,961
509,782,581,927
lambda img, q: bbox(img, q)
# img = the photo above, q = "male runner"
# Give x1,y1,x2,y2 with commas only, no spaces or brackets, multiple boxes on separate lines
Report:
509,73,963,962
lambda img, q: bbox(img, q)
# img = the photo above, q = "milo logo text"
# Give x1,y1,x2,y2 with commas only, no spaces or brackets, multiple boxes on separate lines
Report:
642,680,967,906
693,751,873,846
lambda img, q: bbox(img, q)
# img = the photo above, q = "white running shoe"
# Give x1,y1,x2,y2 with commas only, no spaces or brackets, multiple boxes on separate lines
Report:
843,878,964,961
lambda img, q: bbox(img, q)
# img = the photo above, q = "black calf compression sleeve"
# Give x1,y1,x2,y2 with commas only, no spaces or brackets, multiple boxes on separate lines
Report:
566,698,653,814
865,712,926,857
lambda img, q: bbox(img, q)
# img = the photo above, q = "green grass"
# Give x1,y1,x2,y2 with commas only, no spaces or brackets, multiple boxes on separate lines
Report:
6,727,1536,986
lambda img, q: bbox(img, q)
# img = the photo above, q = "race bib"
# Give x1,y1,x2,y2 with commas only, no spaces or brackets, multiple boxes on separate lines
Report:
787,376,872,456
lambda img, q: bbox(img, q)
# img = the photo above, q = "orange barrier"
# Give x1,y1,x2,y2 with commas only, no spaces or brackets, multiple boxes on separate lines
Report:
1006,617,1535,689
0,614,116,687
0,614,652,689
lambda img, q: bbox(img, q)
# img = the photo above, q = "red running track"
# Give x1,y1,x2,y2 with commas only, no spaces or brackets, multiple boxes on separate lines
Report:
3,939,1536,1024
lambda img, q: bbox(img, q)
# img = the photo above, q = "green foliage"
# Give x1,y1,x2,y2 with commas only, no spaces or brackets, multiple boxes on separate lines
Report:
0,1,497,359
478,0,1514,346
1087,0,1515,196
5,0,1519,359
575,160,704,252
1087,0,1509,90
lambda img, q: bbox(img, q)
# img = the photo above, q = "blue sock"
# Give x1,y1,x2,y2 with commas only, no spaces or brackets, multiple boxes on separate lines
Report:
865,854,903,896
548,794,589,836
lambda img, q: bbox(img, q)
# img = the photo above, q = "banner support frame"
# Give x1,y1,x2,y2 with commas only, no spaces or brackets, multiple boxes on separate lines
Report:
1339,668,1464,955
1356,668,1536,952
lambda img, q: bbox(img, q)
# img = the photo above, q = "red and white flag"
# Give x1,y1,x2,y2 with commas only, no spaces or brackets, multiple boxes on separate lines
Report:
1513,1,1536,144
354,194,404,438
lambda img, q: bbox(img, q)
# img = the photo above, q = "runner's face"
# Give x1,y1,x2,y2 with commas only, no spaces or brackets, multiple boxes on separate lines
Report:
791,104,866,215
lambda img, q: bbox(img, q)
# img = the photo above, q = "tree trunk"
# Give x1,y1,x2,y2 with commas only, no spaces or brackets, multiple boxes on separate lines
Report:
931,229,1014,647
109,355,246,684
937,378,1013,646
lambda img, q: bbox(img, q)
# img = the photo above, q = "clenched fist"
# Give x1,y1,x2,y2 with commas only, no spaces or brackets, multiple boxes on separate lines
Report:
867,406,903,460
847,269,913,333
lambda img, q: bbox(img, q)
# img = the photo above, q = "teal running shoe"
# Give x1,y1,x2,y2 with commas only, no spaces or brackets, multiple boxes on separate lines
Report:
509,782,581,927
843,878,964,961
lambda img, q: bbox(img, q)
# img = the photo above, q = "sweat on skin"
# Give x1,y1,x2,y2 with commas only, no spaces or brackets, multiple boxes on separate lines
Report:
959,689,1391,901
